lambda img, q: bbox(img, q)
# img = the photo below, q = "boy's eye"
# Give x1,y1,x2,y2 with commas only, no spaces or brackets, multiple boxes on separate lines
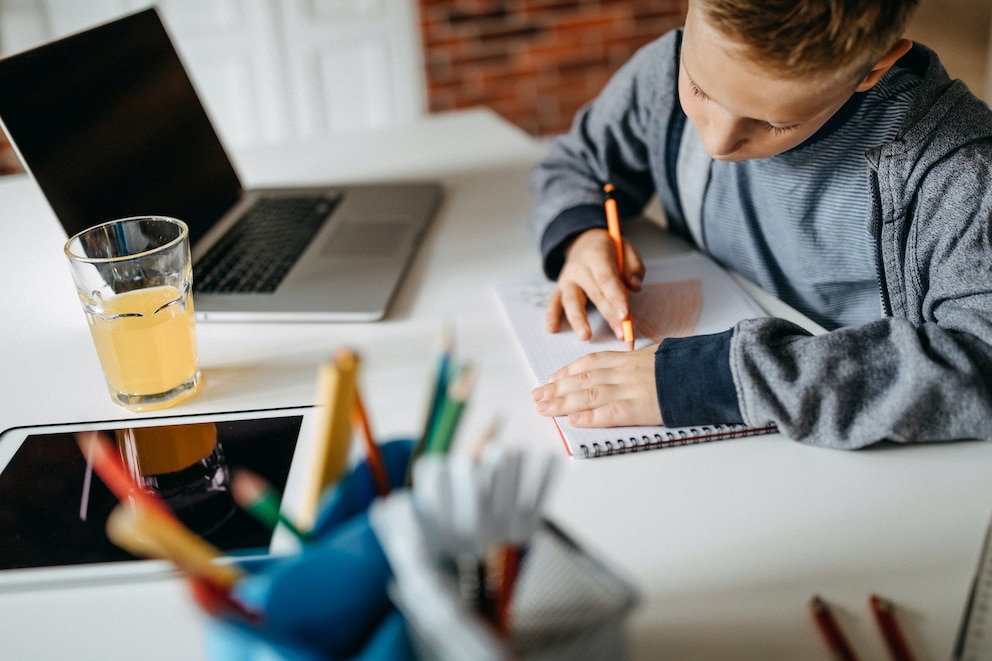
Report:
763,122,800,135
689,83,708,100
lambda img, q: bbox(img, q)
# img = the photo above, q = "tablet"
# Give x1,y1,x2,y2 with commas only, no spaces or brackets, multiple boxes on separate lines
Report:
0,406,320,589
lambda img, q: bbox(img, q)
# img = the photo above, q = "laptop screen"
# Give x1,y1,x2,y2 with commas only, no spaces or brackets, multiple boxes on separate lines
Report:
0,8,241,246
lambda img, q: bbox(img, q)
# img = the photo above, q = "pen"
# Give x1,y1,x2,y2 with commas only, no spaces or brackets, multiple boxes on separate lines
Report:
809,595,859,661
870,594,916,661
604,183,634,350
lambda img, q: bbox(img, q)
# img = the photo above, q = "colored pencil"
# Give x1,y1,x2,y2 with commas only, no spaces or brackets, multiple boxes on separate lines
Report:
870,595,916,661
231,469,310,543
426,363,475,455
105,500,244,589
407,328,454,485
297,348,358,530
604,183,635,350
349,356,391,496
809,595,859,661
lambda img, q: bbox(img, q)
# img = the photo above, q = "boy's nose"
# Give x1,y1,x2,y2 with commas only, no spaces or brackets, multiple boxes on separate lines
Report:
701,114,747,158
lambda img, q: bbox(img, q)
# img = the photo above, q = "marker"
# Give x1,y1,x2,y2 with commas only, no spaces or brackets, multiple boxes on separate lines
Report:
604,183,635,350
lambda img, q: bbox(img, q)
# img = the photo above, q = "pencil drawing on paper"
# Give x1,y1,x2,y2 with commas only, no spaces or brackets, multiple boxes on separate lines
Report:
519,279,704,345
631,279,703,343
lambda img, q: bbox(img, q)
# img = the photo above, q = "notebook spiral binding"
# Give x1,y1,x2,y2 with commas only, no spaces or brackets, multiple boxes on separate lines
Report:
579,423,778,459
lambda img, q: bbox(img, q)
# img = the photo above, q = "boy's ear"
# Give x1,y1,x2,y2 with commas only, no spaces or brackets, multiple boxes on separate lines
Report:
855,38,913,92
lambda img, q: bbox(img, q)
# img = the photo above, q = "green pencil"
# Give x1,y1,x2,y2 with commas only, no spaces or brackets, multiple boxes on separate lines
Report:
231,469,310,544
426,363,475,456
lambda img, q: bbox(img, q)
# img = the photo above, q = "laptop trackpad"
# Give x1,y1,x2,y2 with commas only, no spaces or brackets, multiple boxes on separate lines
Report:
321,220,412,258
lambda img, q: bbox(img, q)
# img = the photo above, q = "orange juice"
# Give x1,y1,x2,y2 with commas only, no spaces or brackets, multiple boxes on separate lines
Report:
115,423,218,477
85,285,198,402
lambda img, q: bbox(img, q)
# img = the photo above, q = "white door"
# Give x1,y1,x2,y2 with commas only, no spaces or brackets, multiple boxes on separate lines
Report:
0,0,427,149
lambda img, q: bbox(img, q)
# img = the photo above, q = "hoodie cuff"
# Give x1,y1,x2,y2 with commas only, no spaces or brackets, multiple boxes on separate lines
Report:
540,204,607,279
655,329,743,426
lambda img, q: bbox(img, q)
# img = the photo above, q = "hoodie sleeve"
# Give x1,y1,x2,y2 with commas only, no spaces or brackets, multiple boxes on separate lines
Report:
729,80,992,448
528,32,681,279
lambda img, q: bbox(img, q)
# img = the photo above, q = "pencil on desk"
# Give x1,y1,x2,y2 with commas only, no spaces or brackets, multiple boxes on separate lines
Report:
809,595,859,661
870,594,916,661
297,348,359,530
604,183,635,350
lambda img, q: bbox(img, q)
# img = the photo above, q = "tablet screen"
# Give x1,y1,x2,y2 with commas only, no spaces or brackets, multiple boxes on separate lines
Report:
0,413,302,573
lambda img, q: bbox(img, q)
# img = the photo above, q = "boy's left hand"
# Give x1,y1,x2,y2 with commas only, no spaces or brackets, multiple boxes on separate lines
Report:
531,344,662,427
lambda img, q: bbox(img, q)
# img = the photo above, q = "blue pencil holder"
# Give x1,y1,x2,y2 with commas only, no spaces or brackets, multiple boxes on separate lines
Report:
203,439,415,661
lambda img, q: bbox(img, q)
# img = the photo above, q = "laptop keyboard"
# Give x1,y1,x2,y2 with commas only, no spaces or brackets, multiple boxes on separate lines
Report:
194,194,340,294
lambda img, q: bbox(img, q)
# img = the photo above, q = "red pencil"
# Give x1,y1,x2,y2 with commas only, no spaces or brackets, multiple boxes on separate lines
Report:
76,431,175,522
809,595,859,661
496,544,522,635
870,594,916,661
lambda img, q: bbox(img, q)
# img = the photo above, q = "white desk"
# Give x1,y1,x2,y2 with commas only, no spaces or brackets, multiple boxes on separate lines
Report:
1,108,989,660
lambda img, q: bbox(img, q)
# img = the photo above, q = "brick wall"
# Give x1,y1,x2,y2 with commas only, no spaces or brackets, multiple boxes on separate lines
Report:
0,0,688,176
419,0,689,136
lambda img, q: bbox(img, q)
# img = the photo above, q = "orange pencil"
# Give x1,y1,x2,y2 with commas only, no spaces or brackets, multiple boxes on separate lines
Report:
604,183,635,350
351,385,391,497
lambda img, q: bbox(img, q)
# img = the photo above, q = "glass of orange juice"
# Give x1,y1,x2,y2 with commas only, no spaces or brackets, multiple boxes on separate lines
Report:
64,216,201,410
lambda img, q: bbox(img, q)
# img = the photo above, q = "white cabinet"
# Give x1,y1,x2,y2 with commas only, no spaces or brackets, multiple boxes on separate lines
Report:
0,0,427,149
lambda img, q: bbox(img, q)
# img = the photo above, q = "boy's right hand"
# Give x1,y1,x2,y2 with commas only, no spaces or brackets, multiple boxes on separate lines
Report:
546,229,644,341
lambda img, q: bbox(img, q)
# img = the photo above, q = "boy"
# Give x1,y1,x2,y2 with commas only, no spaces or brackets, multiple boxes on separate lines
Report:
528,0,992,448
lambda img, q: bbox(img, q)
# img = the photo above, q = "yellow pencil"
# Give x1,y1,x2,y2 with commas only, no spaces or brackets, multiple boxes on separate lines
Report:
297,348,359,531
604,183,635,350
106,501,244,588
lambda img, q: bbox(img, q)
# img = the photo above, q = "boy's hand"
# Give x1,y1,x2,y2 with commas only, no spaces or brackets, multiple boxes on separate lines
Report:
530,344,662,427
546,229,644,341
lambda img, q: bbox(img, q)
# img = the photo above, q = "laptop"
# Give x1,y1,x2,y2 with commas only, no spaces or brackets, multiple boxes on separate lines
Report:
0,7,442,322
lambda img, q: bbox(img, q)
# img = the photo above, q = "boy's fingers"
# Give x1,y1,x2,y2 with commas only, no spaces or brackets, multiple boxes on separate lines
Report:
623,244,645,291
544,288,564,333
557,284,592,340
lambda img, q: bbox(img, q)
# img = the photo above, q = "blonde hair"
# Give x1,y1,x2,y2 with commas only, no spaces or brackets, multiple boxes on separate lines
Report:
697,0,920,79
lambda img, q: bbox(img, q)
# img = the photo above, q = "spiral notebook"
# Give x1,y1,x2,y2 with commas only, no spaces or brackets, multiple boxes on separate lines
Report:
494,252,778,459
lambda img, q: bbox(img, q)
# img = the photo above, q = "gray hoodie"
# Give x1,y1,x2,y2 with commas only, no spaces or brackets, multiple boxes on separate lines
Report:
529,30,992,448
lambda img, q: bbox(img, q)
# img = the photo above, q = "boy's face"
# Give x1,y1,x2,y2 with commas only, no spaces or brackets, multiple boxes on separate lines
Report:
680,6,863,161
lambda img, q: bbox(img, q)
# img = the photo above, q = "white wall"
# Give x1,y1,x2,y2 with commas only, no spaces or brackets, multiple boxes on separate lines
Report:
0,0,428,149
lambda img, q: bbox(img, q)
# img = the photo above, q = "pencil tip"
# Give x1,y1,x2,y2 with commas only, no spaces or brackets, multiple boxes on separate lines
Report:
231,470,265,506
